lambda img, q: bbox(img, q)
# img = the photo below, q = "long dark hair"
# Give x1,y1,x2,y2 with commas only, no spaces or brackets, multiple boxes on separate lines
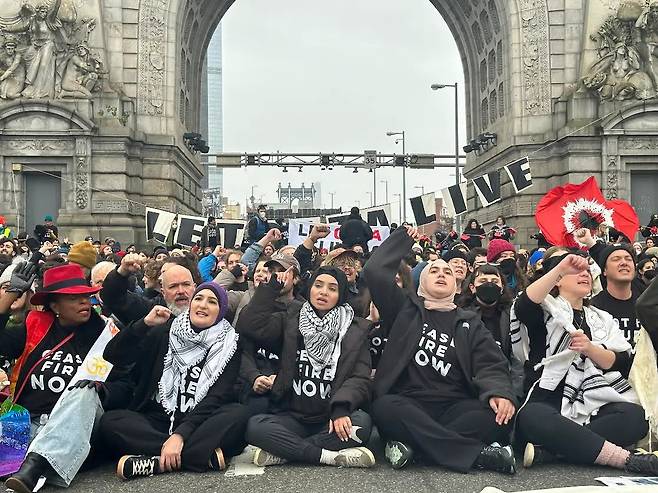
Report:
466,218,480,230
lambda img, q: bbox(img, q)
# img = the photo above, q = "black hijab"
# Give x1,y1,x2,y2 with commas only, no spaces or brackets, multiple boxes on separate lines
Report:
308,266,350,306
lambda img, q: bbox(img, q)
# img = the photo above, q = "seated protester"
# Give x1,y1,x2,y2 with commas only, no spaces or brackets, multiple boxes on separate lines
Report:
466,247,488,273
294,224,331,282
365,261,414,371
237,266,375,469
461,264,524,401
99,282,251,480
141,259,164,300
364,226,518,474
487,239,527,294
574,228,643,344
239,228,283,275
2,264,130,493
637,258,656,288
442,250,468,301
101,254,197,325
225,253,303,415
322,248,369,317
513,252,655,473
462,219,486,249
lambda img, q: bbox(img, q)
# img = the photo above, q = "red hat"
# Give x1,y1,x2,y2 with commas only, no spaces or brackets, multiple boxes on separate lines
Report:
487,238,516,263
31,264,100,306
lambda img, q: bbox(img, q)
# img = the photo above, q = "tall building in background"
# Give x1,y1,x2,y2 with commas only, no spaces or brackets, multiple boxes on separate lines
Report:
206,26,224,191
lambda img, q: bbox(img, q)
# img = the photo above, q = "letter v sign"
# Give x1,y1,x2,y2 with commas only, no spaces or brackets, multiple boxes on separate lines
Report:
472,171,501,207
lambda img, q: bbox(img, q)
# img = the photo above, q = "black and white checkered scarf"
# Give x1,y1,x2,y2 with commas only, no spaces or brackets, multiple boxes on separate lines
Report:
158,310,239,418
298,301,354,372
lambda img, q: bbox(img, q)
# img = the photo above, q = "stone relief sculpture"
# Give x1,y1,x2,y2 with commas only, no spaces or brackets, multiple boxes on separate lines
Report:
583,0,658,101
60,42,100,98
0,0,102,100
0,35,25,98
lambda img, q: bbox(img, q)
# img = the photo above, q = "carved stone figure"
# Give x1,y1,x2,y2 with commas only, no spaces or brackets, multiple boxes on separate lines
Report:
0,1,101,100
60,42,100,98
583,1,658,101
0,35,25,99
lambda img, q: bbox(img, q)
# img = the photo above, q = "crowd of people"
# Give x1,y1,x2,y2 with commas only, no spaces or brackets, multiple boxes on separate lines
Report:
1,208,658,492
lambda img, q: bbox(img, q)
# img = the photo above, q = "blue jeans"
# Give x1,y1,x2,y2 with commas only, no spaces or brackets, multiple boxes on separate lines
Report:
27,387,104,487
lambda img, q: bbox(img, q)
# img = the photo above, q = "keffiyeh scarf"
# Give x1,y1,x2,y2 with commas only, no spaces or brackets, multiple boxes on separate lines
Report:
298,301,354,372
523,295,637,424
159,311,239,419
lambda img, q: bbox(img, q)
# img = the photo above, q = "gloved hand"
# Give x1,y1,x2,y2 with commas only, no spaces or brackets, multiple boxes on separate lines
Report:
229,264,243,279
68,379,108,402
267,271,285,291
7,262,37,295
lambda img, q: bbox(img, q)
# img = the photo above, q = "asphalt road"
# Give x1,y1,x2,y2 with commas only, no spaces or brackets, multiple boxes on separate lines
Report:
32,436,642,493
43,461,627,493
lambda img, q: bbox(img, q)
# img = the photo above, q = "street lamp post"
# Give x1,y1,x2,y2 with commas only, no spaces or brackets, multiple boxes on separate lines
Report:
366,191,373,207
329,192,336,209
431,82,461,233
380,180,389,204
393,193,402,224
386,131,406,222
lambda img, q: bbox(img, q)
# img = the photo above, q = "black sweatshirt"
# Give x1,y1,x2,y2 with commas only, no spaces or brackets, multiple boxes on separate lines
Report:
103,317,241,441
0,310,130,415
236,282,372,423
363,228,516,405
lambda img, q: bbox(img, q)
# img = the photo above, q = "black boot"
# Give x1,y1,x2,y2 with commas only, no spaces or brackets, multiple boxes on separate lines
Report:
625,450,658,475
5,452,50,493
474,444,516,475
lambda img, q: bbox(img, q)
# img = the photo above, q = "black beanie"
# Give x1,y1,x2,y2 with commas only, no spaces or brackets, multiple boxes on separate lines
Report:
442,250,468,263
599,244,637,274
308,266,350,306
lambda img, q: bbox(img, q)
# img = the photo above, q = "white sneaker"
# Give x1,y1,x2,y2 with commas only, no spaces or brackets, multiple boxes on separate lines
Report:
334,447,376,468
253,447,288,467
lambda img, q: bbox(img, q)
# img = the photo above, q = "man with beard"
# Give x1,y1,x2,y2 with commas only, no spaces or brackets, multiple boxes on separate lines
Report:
101,255,196,324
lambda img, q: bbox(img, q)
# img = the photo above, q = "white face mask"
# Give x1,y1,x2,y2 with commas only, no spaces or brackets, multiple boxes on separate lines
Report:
259,211,267,219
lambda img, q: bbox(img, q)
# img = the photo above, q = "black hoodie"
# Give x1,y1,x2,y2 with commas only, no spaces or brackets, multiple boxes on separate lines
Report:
363,228,517,405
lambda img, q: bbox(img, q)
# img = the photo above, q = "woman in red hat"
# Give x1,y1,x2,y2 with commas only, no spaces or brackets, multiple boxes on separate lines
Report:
1,262,129,493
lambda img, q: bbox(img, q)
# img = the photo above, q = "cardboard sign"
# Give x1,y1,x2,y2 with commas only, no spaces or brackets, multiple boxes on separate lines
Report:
326,204,391,226
288,220,390,251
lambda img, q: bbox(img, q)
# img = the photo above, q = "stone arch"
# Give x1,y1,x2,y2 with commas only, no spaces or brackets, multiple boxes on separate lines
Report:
0,101,95,134
158,0,520,143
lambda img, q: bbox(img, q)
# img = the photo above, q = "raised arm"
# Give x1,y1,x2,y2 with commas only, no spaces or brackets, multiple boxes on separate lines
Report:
362,226,417,324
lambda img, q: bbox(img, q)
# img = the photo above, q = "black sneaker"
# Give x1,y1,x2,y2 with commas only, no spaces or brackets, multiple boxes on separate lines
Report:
625,450,658,475
523,442,556,468
474,444,516,475
117,455,160,480
385,441,414,470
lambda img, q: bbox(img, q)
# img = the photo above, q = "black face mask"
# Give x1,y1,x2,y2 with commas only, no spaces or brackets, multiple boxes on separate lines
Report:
644,269,656,280
499,258,516,276
475,282,503,306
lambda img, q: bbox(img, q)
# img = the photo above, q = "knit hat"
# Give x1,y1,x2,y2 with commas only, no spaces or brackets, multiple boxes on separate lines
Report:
67,241,97,270
44,215,53,222
193,281,229,324
529,250,544,267
152,245,168,258
308,266,349,306
0,216,5,226
442,250,467,263
487,239,516,263
599,244,637,274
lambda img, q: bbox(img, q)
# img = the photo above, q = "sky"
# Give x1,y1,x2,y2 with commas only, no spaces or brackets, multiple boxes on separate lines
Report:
218,0,465,223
